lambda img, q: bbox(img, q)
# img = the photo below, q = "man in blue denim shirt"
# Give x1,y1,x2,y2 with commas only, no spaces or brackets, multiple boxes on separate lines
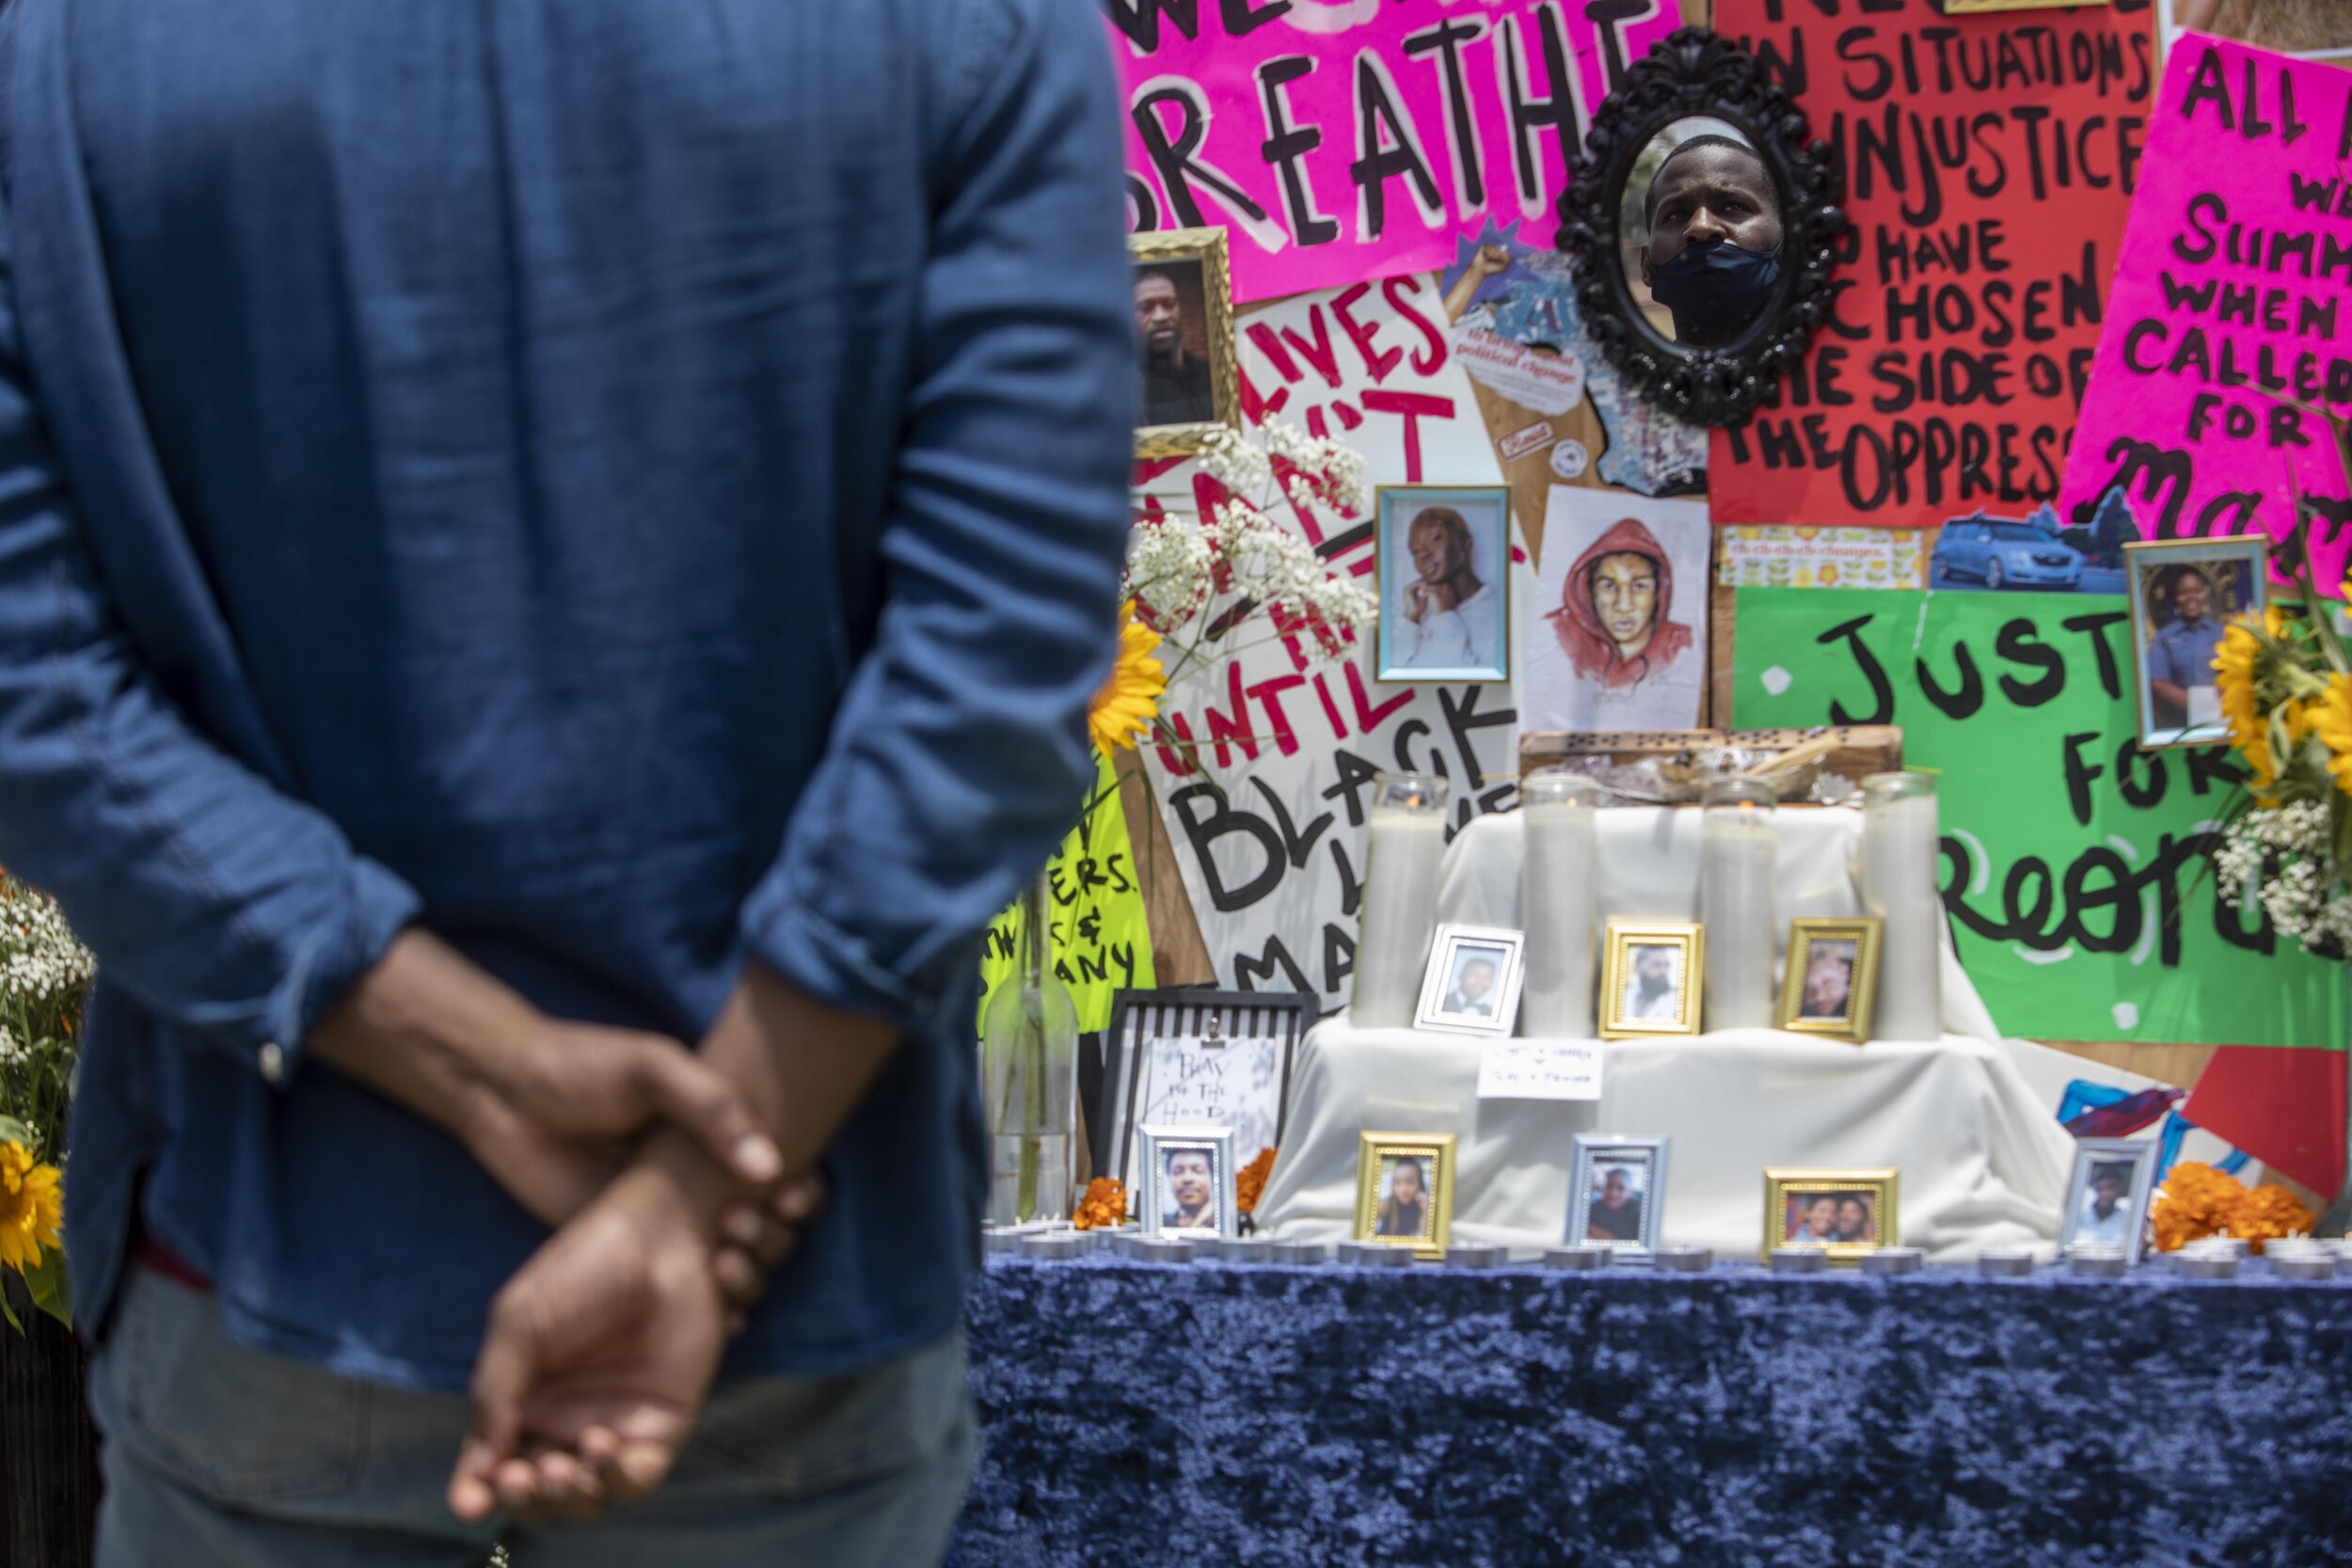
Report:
0,1,1133,1561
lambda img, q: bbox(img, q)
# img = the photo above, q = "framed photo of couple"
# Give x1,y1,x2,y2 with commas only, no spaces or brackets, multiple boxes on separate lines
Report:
1765,1168,1899,1263
1353,1132,1456,1260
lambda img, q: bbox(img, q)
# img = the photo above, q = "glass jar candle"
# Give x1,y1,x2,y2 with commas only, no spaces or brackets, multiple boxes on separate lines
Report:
1520,769,1601,1037
1350,772,1450,1029
1700,778,1779,1031
1860,771,1942,1041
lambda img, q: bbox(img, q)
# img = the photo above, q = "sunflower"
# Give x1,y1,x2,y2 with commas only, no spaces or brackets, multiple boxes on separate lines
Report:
1089,599,1166,757
0,1141,62,1275
2214,607,2286,784
2313,673,2352,798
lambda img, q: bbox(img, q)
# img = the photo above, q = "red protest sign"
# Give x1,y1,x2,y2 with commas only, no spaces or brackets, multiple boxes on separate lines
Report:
1707,0,2156,529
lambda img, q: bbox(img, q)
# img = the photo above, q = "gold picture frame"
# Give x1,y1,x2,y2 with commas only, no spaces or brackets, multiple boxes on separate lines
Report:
1130,228,1241,459
1354,1132,1456,1260
1765,1167,1899,1264
1599,922,1705,1040
1777,918,1883,1044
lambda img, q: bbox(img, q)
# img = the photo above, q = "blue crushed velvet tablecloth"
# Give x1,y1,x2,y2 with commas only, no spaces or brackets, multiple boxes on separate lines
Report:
946,1255,2352,1568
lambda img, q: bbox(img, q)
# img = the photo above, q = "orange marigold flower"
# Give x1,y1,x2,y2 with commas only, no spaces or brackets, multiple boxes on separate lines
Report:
1235,1148,1278,1215
2229,1184,2318,1255
2151,1161,2241,1253
1072,1178,1128,1230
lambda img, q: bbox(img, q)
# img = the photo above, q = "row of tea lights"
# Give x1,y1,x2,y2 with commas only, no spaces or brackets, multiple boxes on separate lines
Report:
985,1227,2352,1281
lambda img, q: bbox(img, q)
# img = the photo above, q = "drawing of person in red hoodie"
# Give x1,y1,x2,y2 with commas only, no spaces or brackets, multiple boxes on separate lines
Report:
1547,517,1695,689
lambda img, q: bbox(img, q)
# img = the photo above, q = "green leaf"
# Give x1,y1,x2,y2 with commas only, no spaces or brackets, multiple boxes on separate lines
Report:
0,1114,30,1148
23,1247,70,1330
0,1282,22,1336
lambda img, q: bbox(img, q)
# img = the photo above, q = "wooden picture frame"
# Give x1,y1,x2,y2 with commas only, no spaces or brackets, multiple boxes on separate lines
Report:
1766,1167,1899,1263
1354,1132,1457,1260
1130,229,1242,459
1600,922,1705,1040
1778,918,1883,1044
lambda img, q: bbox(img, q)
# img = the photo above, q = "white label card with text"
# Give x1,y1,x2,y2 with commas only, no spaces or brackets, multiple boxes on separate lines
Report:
1476,1038,1603,1102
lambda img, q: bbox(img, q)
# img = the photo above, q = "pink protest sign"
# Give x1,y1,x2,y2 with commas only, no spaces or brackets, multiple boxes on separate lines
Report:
2061,34,2352,585
1104,0,1682,304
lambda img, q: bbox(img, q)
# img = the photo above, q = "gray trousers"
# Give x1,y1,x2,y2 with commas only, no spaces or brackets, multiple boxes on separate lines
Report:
87,1265,975,1568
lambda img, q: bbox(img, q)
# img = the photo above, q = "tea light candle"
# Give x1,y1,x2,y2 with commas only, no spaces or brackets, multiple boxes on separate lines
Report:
1861,773,1944,1041
1770,1246,1827,1275
1338,1241,1414,1269
1979,1248,2035,1278
1269,1240,1330,1266
1702,780,1779,1031
1520,770,1600,1037
1350,773,1450,1029
1654,1245,1713,1274
1544,1245,1609,1271
1446,1244,1505,1269
1862,1247,1925,1276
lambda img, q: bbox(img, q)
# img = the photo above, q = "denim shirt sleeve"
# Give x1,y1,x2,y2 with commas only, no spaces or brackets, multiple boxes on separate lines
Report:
0,199,421,1082
739,0,1136,1030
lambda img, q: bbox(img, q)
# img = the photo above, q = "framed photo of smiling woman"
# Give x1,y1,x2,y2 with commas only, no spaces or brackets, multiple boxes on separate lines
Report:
1375,485,1512,685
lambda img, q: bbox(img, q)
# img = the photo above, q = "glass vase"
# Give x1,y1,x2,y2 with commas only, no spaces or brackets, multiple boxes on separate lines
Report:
979,873,1078,1226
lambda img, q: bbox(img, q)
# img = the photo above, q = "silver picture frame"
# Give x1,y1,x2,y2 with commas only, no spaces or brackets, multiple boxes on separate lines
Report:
2058,1137,2160,1266
1567,1134,1670,1251
1413,924,1527,1037
1138,1124,1239,1241
2122,536,2266,752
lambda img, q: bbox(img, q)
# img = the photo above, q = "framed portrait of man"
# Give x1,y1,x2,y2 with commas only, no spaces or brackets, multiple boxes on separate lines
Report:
1129,229,1241,459
2058,1138,2159,1264
1353,1132,1457,1259
1764,1168,1899,1263
2124,537,2266,749
1777,919,1883,1044
1374,486,1512,684
1138,1125,1239,1241
1599,922,1705,1040
1568,1134,1668,1251
1414,925,1526,1037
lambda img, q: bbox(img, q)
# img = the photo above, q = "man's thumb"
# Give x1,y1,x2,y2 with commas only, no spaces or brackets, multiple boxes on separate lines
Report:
637,1042,781,1186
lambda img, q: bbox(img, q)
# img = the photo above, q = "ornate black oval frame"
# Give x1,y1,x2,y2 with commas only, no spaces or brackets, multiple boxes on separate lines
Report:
1555,27,1848,428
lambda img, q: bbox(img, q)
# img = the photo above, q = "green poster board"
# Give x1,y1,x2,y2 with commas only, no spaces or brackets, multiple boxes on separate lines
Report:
978,752,1156,1034
1731,588,2344,1050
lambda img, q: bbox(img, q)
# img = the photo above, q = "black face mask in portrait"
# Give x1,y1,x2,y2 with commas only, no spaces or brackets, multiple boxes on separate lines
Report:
1647,240,1782,348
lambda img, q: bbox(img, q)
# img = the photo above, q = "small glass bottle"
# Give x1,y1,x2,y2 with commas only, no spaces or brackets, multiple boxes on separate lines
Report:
1349,772,1450,1030
979,873,1078,1224
1520,769,1601,1037
1701,779,1779,1031
1860,772,1942,1042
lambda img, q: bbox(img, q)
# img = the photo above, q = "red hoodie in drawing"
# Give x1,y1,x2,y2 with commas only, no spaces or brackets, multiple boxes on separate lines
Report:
1548,517,1694,689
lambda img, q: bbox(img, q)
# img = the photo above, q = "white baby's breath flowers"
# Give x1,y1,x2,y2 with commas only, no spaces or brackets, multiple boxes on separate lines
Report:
2216,804,2350,952
1124,420,1377,672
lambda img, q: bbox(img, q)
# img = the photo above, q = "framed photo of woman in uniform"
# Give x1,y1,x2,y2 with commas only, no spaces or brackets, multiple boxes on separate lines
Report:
2124,537,2265,750
1354,1132,1457,1260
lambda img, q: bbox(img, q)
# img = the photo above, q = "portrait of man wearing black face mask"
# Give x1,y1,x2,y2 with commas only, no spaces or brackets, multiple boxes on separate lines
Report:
1638,132,1785,349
